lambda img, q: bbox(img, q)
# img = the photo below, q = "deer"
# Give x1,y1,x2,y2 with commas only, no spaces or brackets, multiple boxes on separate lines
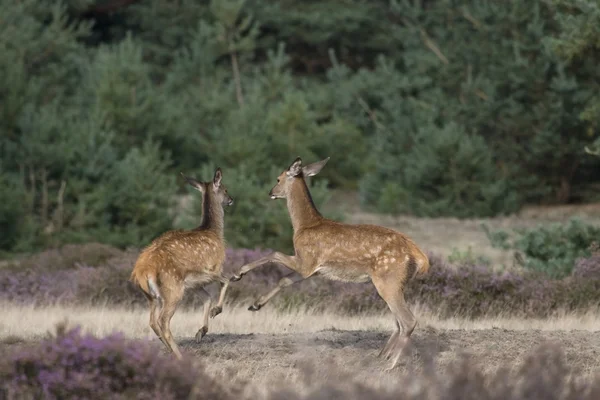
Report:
230,157,430,370
129,167,234,359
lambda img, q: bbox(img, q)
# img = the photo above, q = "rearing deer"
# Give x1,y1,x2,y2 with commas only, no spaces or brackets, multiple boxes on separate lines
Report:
130,168,233,359
230,157,429,370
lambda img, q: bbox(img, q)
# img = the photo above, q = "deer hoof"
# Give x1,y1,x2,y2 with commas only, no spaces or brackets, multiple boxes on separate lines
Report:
248,304,262,312
230,274,242,282
195,326,208,343
209,306,222,318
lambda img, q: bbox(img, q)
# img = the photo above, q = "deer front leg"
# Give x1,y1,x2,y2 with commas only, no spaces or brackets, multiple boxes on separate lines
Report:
209,276,229,318
248,271,307,311
230,252,297,282
196,288,213,343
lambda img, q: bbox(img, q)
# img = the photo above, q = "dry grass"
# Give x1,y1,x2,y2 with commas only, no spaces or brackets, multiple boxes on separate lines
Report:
2,302,600,341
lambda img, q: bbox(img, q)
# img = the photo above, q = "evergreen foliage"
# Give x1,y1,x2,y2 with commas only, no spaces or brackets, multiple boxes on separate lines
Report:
1,0,599,253
548,0,600,156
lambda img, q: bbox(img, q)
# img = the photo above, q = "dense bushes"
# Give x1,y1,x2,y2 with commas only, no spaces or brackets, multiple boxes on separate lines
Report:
1,322,599,399
2,243,599,318
1,0,600,254
362,121,519,217
483,218,600,278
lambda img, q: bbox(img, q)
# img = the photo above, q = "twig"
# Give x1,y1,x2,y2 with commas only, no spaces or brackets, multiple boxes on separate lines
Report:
356,96,386,131
420,28,449,65
401,17,449,65
474,89,488,101
461,8,482,30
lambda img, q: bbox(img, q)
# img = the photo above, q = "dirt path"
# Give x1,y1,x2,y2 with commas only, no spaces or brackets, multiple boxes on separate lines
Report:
178,328,600,387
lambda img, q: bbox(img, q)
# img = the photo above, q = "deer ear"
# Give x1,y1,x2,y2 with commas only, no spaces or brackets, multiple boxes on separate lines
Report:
287,157,303,177
181,172,205,192
213,167,223,188
302,157,330,177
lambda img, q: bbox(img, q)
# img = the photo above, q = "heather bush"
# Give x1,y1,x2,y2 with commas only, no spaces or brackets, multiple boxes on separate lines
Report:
572,246,600,279
1,324,599,400
0,323,231,400
2,244,600,318
483,218,600,278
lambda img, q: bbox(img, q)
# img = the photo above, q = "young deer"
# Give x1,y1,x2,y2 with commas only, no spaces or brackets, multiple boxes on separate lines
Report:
130,168,234,359
230,157,429,370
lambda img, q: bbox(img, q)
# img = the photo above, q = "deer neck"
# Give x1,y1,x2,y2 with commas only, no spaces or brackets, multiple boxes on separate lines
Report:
286,178,322,232
197,190,224,237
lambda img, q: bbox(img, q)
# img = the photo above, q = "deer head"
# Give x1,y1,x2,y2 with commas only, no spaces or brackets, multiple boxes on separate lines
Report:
181,168,234,206
269,157,330,200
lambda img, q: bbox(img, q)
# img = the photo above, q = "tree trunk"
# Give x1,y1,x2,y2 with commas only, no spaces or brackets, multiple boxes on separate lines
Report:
556,176,571,204
230,50,244,107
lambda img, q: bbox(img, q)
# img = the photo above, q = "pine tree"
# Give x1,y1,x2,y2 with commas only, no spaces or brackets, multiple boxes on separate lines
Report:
548,0,600,156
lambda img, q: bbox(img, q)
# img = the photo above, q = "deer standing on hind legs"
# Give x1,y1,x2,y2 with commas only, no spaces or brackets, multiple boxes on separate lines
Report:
230,157,430,370
130,168,234,359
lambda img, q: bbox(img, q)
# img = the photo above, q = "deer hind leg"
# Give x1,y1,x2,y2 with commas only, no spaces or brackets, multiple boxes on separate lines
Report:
142,279,167,348
378,320,400,358
371,276,417,370
158,283,185,359
387,299,417,370
230,252,297,282
248,271,307,311
149,297,168,347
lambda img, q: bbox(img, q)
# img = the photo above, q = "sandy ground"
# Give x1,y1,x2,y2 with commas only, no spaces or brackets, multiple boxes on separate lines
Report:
2,303,599,389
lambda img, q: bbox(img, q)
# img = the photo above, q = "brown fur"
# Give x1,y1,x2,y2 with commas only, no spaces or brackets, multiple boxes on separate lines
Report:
231,157,429,370
130,168,234,359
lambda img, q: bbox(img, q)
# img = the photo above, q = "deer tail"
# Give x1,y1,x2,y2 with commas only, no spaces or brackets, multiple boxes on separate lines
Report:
413,253,430,278
130,253,162,301
406,251,430,280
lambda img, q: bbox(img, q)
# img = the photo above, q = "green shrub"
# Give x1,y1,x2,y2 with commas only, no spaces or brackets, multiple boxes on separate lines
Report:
483,217,600,278
447,246,492,266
